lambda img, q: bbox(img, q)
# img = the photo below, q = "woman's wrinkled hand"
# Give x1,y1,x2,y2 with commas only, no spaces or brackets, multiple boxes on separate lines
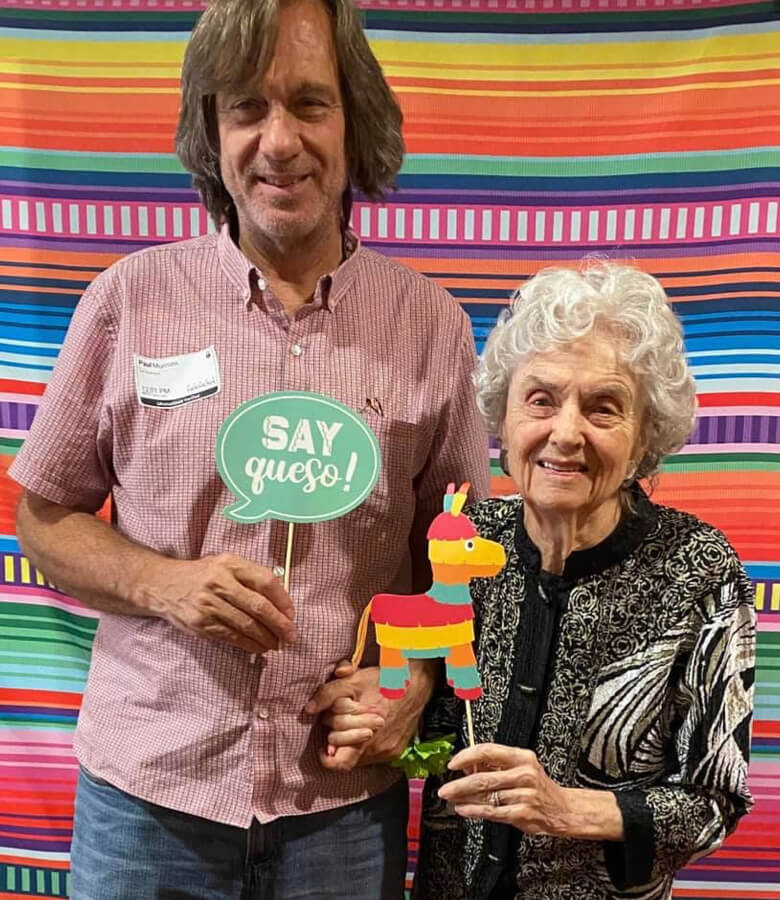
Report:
437,743,576,838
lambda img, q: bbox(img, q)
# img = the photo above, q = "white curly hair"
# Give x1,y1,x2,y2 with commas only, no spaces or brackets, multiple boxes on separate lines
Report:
476,260,697,483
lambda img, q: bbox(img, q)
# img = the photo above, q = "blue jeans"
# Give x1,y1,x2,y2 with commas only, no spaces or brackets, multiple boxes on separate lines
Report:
70,767,408,899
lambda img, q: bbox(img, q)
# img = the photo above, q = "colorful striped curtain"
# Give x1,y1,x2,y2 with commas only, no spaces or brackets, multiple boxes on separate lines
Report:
0,1,778,897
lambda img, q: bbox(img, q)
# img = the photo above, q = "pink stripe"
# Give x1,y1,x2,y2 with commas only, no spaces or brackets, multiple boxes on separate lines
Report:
352,200,778,246
0,392,41,406
696,406,780,417
679,442,779,455
0,196,211,242
5,0,750,11
0,776,77,792
0,586,98,617
0,736,74,749
0,752,78,765
0,763,79,779
0,428,27,441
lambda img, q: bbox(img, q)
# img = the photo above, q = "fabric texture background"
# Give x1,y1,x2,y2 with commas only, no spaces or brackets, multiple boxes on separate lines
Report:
0,1,777,897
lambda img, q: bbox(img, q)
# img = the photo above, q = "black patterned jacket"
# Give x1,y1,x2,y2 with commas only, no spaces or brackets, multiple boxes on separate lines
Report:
413,491,755,900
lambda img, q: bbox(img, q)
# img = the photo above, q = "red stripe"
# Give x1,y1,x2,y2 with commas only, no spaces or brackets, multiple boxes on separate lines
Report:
371,593,473,627
0,380,45,397
697,392,780,408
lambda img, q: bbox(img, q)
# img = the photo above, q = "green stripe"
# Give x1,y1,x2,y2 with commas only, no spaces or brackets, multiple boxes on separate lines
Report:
0,146,185,173
0,651,90,669
403,148,780,178
0,436,22,454
366,3,776,25
0,628,96,651
0,637,94,656
662,453,780,472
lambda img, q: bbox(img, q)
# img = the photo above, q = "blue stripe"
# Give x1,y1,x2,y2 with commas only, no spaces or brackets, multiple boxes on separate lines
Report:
685,335,780,351
366,19,779,39
0,343,60,358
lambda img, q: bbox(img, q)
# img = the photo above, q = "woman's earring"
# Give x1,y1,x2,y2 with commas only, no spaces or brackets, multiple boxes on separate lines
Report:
499,447,511,476
622,460,637,487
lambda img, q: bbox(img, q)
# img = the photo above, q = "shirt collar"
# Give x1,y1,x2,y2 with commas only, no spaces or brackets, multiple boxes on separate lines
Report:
217,222,362,312
513,483,658,585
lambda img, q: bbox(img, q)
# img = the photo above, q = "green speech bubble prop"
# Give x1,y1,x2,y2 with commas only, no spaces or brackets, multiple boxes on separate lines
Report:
216,391,381,523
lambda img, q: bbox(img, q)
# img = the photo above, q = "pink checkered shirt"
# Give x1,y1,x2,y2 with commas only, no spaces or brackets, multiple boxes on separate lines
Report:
10,226,489,826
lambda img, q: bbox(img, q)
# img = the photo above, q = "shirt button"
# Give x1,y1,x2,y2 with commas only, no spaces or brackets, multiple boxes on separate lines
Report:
290,344,303,357
257,276,267,291
272,565,285,578
256,707,270,720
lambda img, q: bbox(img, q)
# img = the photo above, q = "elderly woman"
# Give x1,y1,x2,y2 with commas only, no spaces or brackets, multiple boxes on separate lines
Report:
411,261,755,900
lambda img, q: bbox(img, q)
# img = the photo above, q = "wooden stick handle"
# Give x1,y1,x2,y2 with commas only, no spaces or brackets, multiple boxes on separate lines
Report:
465,699,475,747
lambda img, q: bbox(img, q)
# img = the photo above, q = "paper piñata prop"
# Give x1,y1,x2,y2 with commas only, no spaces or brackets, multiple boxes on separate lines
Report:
351,482,506,700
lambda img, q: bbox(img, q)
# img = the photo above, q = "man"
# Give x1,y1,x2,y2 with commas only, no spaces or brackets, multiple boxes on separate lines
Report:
9,0,489,896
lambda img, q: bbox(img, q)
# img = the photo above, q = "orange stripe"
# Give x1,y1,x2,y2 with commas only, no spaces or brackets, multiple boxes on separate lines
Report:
389,67,780,93
400,83,778,117
0,132,174,153
0,247,121,268
0,283,83,297
406,129,780,156
7,72,179,90
0,265,99,282
394,254,780,278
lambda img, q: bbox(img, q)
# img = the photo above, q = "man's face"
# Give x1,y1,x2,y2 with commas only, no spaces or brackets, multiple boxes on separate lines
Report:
216,0,348,252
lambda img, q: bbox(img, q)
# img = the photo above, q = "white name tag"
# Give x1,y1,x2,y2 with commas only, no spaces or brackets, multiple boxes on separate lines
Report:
134,346,221,409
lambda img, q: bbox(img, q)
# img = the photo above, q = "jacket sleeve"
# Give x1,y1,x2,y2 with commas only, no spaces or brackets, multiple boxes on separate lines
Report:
604,569,756,889
408,312,489,592
413,692,470,900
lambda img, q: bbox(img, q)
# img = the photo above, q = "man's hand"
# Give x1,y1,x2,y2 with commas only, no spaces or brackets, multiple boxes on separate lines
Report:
306,660,436,772
136,553,297,655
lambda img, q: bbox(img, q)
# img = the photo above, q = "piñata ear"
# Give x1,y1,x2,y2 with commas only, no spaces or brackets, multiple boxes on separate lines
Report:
442,482,456,513
450,482,471,517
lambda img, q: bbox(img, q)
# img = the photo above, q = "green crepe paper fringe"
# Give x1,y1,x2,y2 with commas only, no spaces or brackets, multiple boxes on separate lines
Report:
391,734,456,779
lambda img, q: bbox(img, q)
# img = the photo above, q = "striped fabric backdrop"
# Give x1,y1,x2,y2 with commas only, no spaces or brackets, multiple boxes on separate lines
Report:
0,0,778,897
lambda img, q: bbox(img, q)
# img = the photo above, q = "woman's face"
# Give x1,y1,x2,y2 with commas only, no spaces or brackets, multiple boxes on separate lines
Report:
500,334,645,523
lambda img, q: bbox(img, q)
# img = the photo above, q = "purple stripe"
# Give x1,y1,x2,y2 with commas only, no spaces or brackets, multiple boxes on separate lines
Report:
393,184,780,206
692,416,780,446
0,824,72,836
0,234,164,254
361,238,780,260
0,181,197,204
3,706,79,717
0,836,73,852
0,401,37,430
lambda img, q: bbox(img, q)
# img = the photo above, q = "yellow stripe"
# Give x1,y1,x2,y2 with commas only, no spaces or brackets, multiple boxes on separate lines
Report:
19,556,31,585
372,32,780,68
0,82,178,94
3,554,14,584
755,583,765,611
376,620,474,651
392,77,780,98
0,38,184,65
3,32,774,70
35,569,45,586
771,583,780,613
0,62,180,79
381,56,778,83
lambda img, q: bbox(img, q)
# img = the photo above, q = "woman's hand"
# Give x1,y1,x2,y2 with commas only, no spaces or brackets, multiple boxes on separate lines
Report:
439,743,623,841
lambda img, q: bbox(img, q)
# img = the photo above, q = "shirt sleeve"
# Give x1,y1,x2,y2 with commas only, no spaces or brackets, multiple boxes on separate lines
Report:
8,267,120,512
408,312,490,591
604,570,756,889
